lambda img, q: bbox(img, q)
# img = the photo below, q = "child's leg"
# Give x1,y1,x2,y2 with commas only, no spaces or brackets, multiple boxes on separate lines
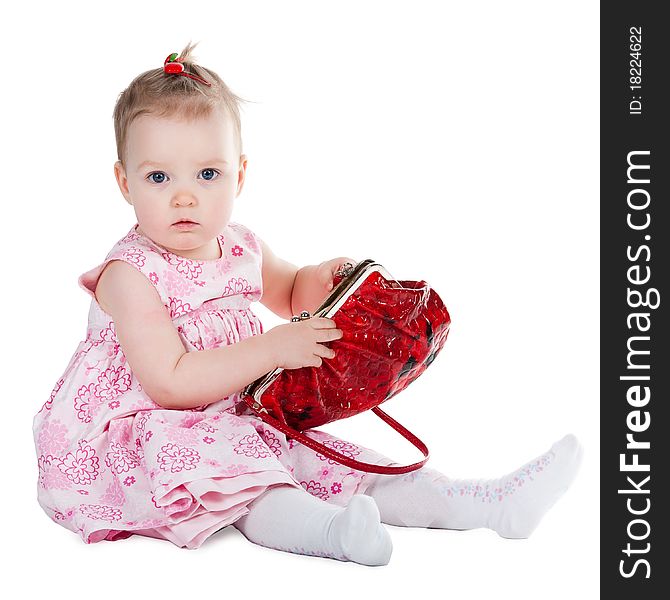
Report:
232,484,393,566
362,434,583,538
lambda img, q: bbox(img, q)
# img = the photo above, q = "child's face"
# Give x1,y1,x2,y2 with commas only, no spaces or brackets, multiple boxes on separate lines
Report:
114,108,247,259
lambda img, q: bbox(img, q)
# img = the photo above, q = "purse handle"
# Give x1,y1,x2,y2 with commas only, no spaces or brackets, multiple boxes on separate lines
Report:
244,402,430,475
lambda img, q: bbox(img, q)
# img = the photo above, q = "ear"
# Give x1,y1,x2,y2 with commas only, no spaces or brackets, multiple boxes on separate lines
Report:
235,154,248,198
114,160,133,205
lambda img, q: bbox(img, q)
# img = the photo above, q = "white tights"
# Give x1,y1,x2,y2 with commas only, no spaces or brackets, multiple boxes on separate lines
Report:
233,485,393,566
232,434,582,566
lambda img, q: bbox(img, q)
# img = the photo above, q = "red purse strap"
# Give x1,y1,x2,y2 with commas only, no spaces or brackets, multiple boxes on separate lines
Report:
248,405,430,475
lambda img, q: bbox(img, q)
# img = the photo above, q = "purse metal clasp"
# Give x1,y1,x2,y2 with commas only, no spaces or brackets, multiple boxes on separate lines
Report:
335,261,355,278
291,310,312,322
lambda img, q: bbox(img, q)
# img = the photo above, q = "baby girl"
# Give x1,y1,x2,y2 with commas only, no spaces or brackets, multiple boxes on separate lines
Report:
32,41,583,566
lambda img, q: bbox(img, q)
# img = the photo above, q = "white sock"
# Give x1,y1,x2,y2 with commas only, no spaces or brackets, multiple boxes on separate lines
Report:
233,485,393,566
363,434,583,538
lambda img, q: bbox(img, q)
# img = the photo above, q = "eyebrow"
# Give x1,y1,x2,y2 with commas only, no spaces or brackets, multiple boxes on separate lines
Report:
137,159,229,172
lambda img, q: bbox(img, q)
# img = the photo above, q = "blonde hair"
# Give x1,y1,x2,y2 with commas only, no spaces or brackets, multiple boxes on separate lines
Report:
113,40,249,168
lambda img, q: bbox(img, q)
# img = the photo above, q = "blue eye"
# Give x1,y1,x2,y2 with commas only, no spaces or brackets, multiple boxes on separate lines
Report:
200,168,220,181
148,172,167,184
145,169,221,184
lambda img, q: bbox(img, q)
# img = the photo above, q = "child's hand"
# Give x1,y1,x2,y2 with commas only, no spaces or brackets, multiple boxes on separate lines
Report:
317,257,358,292
266,318,343,370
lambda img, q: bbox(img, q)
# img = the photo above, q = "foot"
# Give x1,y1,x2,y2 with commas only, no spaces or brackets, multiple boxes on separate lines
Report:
330,494,393,566
486,434,584,538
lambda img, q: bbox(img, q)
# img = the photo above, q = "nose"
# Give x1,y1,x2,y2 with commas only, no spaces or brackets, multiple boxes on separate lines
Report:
171,191,197,207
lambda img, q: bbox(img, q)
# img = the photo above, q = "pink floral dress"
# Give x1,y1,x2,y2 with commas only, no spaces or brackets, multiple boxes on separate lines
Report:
32,222,397,549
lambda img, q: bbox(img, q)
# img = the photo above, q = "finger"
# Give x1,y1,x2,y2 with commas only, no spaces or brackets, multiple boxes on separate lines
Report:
312,317,338,328
316,328,343,342
317,261,334,287
327,259,350,287
329,258,357,288
314,344,336,359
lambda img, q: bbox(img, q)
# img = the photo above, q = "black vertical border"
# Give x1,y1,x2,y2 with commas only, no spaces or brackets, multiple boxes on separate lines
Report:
601,2,669,596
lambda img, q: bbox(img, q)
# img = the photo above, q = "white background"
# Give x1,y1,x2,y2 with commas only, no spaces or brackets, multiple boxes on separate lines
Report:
1,1,599,597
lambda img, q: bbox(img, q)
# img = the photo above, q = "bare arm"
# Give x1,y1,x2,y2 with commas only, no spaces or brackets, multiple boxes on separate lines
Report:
291,264,326,315
95,260,279,411
170,334,278,409
256,234,341,319
257,236,299,321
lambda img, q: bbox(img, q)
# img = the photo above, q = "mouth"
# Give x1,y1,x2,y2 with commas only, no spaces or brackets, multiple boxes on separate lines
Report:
172,220,199,225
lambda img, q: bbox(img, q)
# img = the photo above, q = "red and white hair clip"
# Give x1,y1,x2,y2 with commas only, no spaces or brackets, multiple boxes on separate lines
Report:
163,52,212,86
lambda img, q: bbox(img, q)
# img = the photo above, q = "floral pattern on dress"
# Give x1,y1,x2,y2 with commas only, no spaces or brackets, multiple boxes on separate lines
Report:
157,443,201,473
57,440,100,485
163,253,204,281
105,442,141,474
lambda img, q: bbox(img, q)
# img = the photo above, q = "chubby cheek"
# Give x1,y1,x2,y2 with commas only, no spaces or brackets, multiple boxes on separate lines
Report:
213,202,234,232
213,183,236,218
133,201,159,225
130,202,165,238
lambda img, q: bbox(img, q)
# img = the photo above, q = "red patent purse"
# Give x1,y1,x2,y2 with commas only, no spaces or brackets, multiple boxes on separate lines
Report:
235,259,451,474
